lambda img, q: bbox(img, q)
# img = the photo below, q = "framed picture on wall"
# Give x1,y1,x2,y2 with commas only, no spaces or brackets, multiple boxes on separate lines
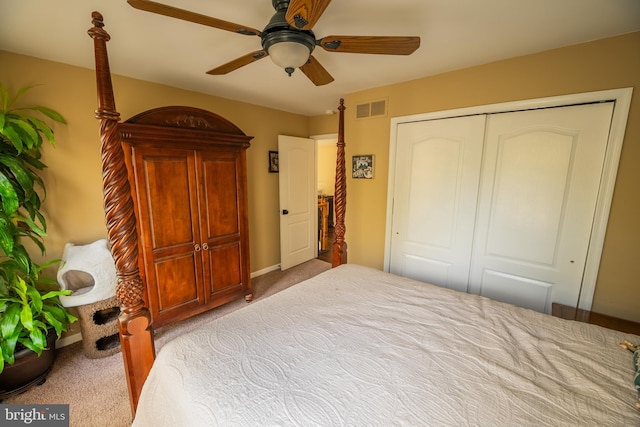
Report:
269,150,279,173
352,154,374,179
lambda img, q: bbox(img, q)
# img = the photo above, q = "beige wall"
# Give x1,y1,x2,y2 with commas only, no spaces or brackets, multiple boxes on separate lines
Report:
313,31,639,322
3,30,639,323
0,50,309,277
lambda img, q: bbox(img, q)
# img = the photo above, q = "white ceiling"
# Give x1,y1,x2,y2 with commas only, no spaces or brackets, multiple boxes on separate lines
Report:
1,0,639,117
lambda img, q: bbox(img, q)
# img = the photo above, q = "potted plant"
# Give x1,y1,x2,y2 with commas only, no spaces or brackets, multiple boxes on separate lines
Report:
0,83,76,397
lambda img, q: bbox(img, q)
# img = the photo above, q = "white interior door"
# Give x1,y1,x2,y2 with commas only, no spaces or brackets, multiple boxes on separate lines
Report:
388,102,615,313
389,115,485,292
468,102,614,312
278,135,317,270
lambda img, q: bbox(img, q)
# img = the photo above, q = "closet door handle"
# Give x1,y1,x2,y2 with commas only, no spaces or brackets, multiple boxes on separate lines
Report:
194,244,201,252
202,243,209,251
282,209,289,215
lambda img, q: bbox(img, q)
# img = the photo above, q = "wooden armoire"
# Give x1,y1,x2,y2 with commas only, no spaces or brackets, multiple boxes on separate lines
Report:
120,106,252,328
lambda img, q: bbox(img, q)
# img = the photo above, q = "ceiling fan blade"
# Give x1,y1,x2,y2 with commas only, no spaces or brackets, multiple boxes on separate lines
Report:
299,55,334,86
127,0,261,36
206,50,268,75
285,0,332,30
320,36,420,55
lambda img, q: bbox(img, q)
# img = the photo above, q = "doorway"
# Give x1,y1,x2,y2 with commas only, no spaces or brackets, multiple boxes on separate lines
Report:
315,134,338,263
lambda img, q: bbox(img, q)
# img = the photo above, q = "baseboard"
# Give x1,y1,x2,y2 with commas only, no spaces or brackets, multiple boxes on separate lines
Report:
250,264,281,278
56,331,83,349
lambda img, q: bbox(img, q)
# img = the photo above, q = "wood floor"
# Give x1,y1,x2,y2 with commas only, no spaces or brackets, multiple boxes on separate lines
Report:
317,226,334,263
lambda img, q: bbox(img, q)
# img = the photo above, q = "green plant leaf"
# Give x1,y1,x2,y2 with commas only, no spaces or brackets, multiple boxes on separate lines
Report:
15,213,46,237
7,117,39,149
37,258,61,271
41,289,71,300
0,170,19,214
21,155,47,172
24,234,46,256
0,154,36,200
0,303,20,339
1,125,24,153
26,284,42,313
0,216,15,256
42,310,64,337
19,299,33,332
27,117,56,147
11,245,32,276
22,329,44,355
27,106,67,125
9,84,39,108
1,331,19,365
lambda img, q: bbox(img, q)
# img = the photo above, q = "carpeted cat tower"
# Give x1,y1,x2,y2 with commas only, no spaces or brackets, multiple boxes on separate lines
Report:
57,239,121,359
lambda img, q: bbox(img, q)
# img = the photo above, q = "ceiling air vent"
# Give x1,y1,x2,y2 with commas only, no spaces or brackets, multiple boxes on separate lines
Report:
355,99,387,119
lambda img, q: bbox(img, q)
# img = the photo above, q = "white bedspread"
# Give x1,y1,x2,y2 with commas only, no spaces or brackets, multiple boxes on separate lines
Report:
133,264,639,426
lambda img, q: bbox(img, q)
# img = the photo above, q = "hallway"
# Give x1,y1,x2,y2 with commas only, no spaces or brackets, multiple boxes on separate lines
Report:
317,226,334,263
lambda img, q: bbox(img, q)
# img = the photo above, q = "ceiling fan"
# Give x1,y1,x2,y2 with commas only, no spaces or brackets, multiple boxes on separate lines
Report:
127,0,421,86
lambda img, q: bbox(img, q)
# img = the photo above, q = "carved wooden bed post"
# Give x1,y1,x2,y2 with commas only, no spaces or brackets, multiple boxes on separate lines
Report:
88,12,155,415
332,99,348,266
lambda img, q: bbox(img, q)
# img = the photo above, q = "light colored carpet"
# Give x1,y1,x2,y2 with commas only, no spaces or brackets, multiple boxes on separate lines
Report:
4,259,331,427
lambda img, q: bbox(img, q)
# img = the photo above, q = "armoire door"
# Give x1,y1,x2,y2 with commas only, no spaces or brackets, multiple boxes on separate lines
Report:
131,146,204,326
198,149,248,303
388,102,615,313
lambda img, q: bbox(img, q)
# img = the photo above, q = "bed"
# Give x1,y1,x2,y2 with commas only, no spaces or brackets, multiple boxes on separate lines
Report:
86,12,639,425
132,264,639,425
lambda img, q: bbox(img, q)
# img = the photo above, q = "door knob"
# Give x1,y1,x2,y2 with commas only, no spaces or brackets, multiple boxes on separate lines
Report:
282,209,289,215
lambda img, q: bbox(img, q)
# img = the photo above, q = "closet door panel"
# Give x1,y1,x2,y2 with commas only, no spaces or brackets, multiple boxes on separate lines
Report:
389,115,485,291
469,102,614,312
483,131,573,263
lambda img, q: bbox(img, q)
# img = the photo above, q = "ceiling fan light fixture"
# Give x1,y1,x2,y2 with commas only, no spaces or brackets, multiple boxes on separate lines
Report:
268,41,311,76
262,27,316,77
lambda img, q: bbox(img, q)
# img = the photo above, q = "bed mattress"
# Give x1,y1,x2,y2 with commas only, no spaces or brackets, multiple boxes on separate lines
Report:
132,264,639,426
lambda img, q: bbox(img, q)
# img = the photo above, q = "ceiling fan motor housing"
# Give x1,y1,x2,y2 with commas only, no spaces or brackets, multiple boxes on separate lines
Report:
272,0,291,11
262,0,317,75
262,3,316,49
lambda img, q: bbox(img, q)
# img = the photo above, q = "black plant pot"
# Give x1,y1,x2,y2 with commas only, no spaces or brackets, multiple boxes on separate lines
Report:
0,332,57,400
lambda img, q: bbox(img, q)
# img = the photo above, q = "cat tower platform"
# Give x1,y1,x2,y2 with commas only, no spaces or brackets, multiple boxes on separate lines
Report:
57,239,121,359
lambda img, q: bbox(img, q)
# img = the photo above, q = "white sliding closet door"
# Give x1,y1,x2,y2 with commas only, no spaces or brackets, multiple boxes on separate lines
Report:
388,102,615,313
468,102,614,312
389,115,485,292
